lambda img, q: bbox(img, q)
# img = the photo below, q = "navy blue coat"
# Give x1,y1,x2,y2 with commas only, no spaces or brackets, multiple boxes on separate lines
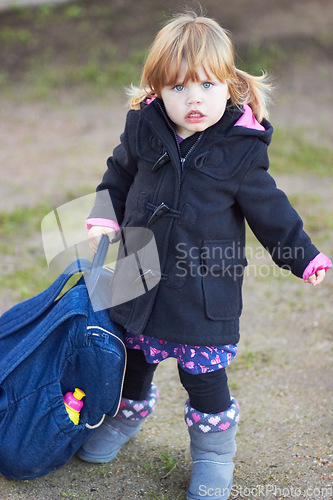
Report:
90,99,319,345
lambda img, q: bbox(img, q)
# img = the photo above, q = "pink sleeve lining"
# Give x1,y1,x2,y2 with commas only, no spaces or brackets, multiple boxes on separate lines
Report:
86,218,120,232
302,253,332,280
234,104,265,131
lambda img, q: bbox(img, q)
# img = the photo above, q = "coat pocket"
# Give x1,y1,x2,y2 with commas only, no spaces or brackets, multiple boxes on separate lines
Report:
201,240,247,320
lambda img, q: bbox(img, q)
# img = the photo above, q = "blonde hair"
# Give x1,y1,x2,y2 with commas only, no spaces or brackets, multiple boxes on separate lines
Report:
128,11,272,122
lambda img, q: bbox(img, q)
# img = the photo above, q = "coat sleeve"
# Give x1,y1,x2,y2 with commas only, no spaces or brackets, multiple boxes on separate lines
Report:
235,144,319,278
88,110,139,226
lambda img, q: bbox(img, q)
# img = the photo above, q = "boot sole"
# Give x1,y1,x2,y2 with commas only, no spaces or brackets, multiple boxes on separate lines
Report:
77,448,119,463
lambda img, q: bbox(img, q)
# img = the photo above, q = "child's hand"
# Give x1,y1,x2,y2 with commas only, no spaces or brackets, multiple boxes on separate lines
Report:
304,269,326,286
88,226,116,253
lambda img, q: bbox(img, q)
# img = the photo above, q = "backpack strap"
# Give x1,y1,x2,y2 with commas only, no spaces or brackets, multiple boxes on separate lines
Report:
0,286,90,383
0,235,110,338
0,236,111,383
86,234,111,295
0,258,91,337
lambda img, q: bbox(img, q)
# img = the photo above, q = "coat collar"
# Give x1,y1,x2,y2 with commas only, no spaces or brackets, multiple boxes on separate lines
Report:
139,98,180,161
140,98,245,139
138,97,273,156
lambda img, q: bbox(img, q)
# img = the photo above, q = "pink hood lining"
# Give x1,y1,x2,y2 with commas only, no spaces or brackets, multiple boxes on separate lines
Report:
234,104,265,131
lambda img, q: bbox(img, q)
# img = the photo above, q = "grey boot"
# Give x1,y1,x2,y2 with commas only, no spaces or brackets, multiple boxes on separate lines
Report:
185,398,240,500
77,383,158,463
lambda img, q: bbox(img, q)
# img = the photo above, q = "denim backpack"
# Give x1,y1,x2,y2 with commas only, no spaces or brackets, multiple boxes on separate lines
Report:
0,235,126,480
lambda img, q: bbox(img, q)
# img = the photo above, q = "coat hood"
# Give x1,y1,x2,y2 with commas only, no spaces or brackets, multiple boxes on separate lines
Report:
227,103,273,146
141,97,273,148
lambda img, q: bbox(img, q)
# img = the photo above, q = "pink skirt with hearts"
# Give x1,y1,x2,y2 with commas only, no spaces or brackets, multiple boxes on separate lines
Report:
123,331,238,374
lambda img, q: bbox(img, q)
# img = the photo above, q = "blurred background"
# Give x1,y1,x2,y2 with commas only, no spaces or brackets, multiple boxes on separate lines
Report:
1,0,332,286
1,0,332,143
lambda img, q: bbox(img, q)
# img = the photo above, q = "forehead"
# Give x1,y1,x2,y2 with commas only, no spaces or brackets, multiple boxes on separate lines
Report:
176,61,214,83
166,60,220,88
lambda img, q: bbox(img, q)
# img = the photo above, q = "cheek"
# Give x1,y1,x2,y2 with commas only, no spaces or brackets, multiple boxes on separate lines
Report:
167,108,182,126
163,98,182,121
211,100,227,119
161,94,174,113
207,101,228,127
216,94,229,114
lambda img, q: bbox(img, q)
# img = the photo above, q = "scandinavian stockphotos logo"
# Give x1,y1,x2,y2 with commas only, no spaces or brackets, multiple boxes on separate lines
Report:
40,191,161,311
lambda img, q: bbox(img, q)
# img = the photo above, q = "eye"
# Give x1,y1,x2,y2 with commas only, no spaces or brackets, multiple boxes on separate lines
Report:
202,82,213,89
173,84,185,92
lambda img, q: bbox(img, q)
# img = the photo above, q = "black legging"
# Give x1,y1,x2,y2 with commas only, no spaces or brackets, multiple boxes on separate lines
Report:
122,348,231,414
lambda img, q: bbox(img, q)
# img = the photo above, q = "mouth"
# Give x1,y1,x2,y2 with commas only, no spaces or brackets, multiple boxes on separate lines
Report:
186,110,205,119
185,110,205,124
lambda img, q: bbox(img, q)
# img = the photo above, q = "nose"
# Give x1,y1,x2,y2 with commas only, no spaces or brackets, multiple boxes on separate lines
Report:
186,89,203,105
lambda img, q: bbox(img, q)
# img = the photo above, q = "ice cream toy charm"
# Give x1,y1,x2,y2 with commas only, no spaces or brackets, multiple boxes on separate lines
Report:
63,388,86,425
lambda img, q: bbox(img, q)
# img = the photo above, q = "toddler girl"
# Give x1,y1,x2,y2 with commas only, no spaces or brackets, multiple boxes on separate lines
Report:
78,11,331,500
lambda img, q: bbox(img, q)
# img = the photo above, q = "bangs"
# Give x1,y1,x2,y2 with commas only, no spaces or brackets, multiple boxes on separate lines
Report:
131,11,272,119
141,15,236,95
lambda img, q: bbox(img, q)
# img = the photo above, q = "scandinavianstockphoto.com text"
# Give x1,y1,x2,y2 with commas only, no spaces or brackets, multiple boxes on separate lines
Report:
174,241,305,279
199,483,333,499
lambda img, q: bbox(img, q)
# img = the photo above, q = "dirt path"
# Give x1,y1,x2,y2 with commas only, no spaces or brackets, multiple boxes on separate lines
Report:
0,1,333,499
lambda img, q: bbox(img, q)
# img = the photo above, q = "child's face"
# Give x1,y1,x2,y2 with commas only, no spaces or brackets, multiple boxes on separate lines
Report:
160,62,229,139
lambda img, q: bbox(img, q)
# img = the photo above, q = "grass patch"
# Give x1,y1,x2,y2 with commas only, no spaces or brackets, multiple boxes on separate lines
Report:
0,0,154,99
0,200,83,304
143,450,179,480
237,32,333,77
287,193,333,234
228,346,272,371
269,127,333,177
237,40,286,75
0,203,51,237
21,45,147,100
0,258,53,302
159,451,178,478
